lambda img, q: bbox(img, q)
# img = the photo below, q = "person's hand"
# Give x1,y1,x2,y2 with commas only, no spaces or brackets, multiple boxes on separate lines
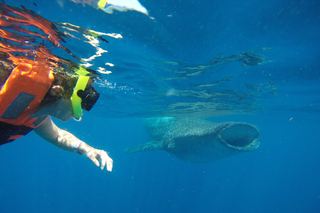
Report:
86,148,113,172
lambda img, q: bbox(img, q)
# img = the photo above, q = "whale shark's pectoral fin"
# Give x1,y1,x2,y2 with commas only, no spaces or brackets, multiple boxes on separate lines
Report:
125,141,164,154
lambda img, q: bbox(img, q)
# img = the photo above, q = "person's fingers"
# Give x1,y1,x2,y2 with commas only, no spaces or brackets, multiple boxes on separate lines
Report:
89,155,100,167
106,158,113,172
101,156,106,170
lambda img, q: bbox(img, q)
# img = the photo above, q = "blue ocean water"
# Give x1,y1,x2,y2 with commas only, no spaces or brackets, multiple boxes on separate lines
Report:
1,0,320,212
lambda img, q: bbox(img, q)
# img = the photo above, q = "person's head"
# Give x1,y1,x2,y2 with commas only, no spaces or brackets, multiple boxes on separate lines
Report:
36,66,100,121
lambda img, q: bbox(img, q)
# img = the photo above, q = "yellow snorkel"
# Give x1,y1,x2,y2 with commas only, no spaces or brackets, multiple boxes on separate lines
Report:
97,0,108,9
71,66,90,120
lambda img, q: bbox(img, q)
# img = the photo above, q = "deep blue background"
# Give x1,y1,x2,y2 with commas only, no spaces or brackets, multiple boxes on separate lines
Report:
1,0,320,212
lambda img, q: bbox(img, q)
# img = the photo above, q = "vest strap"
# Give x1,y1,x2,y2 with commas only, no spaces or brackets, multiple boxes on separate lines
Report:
0,92,36,120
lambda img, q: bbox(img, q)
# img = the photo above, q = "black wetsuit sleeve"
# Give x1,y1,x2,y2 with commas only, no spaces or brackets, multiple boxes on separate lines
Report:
0,121,33,145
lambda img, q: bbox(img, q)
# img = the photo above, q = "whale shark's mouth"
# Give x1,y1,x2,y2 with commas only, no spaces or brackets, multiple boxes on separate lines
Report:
219,123,260,151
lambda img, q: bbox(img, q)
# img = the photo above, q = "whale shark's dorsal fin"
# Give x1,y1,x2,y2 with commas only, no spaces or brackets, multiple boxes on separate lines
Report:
125,141,164,153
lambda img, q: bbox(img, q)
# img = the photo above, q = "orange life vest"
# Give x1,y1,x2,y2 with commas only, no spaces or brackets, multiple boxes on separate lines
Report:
0,62,54,144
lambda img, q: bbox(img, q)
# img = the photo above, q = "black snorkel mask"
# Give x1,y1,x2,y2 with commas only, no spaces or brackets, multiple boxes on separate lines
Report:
77,85,100,111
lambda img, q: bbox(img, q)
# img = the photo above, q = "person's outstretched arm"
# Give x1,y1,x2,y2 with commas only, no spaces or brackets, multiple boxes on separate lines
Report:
34,117,113,172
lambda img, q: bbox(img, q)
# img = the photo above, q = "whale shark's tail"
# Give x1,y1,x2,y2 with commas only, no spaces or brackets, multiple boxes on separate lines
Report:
125,141,163,153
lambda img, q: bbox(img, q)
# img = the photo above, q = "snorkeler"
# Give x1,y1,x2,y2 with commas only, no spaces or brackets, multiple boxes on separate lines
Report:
0,4,113,172
70,0,149,15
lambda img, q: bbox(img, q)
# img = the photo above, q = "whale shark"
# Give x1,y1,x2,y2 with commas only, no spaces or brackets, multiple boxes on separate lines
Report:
126,117,260,163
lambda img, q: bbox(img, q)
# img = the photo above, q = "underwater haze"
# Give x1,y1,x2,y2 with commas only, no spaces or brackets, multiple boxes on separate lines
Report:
1,0,320,213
